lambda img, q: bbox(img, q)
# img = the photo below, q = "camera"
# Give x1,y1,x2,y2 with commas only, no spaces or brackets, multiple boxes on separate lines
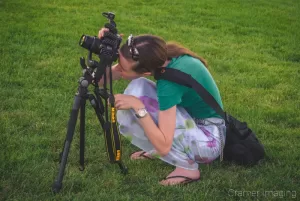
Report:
79,12,122,61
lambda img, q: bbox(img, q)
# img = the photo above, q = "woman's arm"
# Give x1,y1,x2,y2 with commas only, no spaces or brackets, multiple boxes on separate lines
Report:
114,94,176,156
135,105,176,156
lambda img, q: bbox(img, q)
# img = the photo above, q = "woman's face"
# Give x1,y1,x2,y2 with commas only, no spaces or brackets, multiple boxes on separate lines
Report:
116,51,145,80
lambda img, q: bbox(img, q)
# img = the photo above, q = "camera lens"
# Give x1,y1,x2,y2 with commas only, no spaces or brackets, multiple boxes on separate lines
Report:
79,35,94,51
79,35,86,46
79,35,102,55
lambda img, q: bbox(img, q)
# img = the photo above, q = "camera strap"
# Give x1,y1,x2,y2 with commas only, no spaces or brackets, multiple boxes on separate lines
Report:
101,66,123,163
154,67,226,119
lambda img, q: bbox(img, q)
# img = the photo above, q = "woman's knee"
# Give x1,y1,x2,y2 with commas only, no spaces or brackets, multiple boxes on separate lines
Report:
127,77,155,89
124,77,156,96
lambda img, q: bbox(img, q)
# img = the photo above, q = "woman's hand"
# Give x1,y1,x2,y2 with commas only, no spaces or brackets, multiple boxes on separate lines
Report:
114,94,144,110
98,28,109,38
98,28,124,39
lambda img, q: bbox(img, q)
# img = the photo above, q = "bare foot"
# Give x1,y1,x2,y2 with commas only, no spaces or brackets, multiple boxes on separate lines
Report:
160,167,200,186
130,151,154,160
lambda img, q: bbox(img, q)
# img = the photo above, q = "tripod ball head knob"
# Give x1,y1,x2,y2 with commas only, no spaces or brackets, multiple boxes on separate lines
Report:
78,77,89,87
81,79,89,87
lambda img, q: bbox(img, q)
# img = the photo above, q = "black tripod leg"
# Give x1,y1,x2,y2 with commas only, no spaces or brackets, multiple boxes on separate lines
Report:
79,98,86,171
89,94,128,174
88,94,106,128
52,95,81,193
118,161,128,174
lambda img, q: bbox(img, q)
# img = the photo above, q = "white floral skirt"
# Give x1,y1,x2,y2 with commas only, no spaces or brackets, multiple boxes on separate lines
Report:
117,77,226,170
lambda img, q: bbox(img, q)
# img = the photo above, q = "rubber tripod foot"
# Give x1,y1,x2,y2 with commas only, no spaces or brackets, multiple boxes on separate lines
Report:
118,162,128,175
52,181,62,193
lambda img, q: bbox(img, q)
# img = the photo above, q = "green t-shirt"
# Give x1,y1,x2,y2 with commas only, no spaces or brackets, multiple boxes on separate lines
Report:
157,55,223,119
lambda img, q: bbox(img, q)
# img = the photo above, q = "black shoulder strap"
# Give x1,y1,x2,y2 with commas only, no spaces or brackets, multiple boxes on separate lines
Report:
154,67,226,120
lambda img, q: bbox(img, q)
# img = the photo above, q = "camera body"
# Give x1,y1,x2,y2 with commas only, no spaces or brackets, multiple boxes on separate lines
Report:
79,12,121,62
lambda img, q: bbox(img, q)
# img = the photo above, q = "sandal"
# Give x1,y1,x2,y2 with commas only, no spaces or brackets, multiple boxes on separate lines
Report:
130,151,154,160
160,175,200,186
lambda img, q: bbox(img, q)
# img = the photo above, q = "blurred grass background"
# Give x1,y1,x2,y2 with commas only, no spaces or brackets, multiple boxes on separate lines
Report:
0,0,299,200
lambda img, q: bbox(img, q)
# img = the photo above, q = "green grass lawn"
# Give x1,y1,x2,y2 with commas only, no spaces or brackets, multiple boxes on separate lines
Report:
1,0,300,200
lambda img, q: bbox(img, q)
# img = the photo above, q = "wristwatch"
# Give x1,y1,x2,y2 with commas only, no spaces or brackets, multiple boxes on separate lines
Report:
135,108,148,118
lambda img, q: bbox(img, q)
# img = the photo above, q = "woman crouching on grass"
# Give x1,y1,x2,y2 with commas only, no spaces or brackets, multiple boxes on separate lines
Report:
98,28,226,186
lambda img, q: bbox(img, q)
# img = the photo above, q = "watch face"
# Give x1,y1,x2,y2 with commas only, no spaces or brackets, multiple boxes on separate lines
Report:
138,108,147,117
139,109,146,116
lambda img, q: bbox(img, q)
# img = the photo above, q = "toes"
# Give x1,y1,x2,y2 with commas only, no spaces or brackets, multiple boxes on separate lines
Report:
130,152,140,159
130,151,145,159
159,178,184,186
130,151,154,160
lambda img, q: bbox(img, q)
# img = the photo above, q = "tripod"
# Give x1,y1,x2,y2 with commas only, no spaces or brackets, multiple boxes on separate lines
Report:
52,57,128,193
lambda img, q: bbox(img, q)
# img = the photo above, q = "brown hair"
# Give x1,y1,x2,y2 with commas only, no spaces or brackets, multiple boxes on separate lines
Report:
120,34,207,74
